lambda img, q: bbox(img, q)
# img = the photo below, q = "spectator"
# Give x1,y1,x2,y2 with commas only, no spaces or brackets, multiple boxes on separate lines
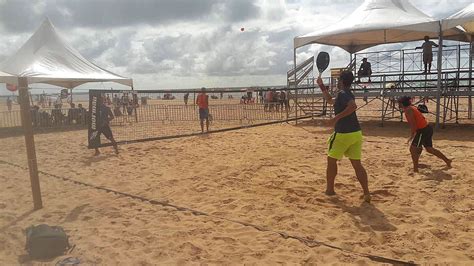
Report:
52,105,64,126
357,58,372,83
196,87,210,133
6,97,12,112
280,91,287,112
77,103,87,125
67,103,78,124
30,105,40,127
184,93,189,105
273,91,281,112
265,89,273,111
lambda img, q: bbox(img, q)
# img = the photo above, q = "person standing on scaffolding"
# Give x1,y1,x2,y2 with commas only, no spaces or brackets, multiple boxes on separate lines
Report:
415,36,439,74
357,58,372,83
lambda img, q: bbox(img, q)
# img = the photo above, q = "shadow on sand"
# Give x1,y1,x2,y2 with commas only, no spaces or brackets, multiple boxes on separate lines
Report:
330,197,397,232
420,168,453,182
294,119,474,142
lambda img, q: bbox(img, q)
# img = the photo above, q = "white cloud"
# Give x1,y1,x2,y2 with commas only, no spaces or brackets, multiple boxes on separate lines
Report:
0,0,472,94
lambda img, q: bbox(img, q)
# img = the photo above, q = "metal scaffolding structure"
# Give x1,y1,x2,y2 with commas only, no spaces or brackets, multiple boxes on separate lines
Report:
288,44,474,127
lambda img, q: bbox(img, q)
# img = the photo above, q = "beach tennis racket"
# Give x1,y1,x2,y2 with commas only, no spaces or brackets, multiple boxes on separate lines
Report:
316,52,330,78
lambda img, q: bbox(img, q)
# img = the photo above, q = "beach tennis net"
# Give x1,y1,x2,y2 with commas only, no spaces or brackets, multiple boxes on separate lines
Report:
87,89,296,148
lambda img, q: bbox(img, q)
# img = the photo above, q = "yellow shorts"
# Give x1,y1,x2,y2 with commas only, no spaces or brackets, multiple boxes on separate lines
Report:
327,130,363,160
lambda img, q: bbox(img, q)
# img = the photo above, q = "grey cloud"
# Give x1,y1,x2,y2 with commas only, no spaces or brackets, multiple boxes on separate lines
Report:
0,1,40,32
215,0,261,22
0,0,262,33
75,33,118,59
54,0,217,28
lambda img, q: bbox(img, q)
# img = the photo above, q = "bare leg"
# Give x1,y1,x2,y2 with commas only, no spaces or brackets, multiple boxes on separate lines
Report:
428,63,432,73
206,118,209,132
326,157,337,195
107,135,119,154
410,145,422,172
350,159,371,202
94,148,100,156
111,140,119,154
200,119,204,133
425,147,452,167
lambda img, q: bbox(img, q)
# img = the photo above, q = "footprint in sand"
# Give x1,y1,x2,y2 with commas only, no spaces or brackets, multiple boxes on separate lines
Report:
241,205,255,212
222,198,235,204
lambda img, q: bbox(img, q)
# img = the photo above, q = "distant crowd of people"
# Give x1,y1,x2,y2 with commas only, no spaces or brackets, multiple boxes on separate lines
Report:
30,102,87,128
260,89,289,112
108,93,139,117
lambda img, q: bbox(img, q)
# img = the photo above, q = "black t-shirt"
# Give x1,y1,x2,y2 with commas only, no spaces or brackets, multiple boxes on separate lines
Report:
334,90,361,133
360,61,371,71
99,105,113,127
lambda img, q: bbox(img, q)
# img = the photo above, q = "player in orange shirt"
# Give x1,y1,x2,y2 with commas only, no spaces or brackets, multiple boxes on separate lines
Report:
196,87,210,133
398,96,452,172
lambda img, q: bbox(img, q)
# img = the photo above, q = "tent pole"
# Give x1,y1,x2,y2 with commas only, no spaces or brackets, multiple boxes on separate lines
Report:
469,37,473,119
435,23,443,129
294,47,298,124
18,77,43,210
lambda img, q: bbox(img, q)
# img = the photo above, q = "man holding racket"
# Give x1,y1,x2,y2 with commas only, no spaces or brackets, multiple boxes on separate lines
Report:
317,71,371,203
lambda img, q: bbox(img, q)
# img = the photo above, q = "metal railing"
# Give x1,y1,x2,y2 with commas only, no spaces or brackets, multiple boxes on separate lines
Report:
0,108,88,129
354,44,472,74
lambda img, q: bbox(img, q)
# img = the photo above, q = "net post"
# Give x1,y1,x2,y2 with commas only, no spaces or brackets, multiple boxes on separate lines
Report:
435,23,443,129
18,77,43,210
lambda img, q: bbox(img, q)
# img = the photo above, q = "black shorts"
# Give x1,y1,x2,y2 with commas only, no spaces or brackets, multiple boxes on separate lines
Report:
412,125,433,148
98,124,114,140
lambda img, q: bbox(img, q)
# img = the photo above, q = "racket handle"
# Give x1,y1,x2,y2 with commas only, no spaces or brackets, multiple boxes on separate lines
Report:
318,72,322,78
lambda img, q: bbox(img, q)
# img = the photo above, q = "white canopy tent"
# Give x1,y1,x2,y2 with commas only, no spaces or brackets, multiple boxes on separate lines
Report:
442,3,474,120
442,3,474,35
0,19,132,89
294,0,466,53
0,19,133,210
292,0,474,130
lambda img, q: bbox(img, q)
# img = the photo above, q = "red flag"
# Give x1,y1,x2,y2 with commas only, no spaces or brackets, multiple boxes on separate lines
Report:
6,83,17,92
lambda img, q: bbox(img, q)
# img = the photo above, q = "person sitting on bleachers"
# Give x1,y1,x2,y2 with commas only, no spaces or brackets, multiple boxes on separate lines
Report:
357,58,372,83
67,103,79,124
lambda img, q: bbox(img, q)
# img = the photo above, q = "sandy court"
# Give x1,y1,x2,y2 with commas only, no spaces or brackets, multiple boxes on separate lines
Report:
0,120,474,264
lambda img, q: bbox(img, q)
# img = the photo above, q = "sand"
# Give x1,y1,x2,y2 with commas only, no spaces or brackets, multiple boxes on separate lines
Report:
1,120,474,264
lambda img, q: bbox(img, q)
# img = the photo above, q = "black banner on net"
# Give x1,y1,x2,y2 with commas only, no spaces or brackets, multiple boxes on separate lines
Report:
87,90,101,149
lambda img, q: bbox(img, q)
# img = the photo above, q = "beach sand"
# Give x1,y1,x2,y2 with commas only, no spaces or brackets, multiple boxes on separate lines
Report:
1,120,474,264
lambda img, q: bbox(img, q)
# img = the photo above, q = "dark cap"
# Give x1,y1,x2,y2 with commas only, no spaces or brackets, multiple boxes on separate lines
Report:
398,96,411,107
339,70,354,87
362,57,367,61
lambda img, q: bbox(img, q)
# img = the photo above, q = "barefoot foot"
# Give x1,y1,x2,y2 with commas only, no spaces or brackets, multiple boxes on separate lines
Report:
325,190,336,196
446,159,452,168
363,194,371,203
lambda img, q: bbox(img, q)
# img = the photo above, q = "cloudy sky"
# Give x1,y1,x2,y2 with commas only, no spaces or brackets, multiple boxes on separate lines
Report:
0,0,471,94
